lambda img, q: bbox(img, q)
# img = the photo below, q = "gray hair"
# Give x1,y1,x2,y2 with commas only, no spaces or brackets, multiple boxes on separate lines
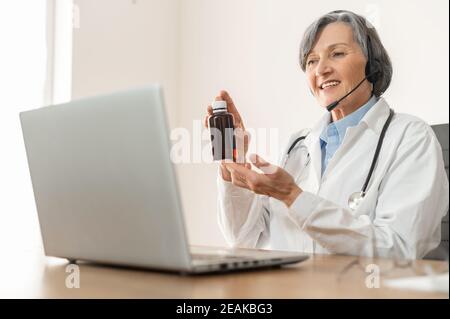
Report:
299,10,392,97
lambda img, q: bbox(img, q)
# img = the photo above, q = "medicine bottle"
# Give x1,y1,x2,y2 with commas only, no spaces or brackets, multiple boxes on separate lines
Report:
208,100,236,161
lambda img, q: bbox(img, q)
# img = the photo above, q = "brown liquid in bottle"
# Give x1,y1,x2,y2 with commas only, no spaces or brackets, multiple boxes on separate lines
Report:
208,100,236,161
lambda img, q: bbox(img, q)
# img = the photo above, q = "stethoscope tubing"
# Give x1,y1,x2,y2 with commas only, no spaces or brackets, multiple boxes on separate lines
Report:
284,109,395,208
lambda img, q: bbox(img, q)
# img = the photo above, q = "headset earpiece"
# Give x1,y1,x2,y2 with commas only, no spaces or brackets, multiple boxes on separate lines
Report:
365,36,380,84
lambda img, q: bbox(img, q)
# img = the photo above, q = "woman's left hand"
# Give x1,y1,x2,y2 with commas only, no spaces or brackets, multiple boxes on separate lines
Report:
223,153,302,207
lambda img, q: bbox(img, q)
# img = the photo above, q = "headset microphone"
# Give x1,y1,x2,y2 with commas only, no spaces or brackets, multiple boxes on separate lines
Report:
326,70,378,112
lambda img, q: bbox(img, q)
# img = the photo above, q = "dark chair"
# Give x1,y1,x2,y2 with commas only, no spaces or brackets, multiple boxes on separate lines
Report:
424,124,449,260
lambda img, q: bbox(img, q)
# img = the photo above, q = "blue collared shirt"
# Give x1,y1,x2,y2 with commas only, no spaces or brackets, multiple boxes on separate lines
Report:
319,95,378,176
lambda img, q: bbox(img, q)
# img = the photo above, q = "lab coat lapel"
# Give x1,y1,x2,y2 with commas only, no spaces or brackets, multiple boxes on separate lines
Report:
361,97,392,135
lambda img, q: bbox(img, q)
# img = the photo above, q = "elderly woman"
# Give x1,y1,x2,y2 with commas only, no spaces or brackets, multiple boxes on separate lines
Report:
204,10,448,259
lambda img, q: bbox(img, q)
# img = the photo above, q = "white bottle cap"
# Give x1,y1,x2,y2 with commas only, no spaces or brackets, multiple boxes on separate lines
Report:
212,100,227,112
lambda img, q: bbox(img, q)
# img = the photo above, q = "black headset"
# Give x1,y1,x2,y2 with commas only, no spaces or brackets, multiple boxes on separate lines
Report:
365,36,380,85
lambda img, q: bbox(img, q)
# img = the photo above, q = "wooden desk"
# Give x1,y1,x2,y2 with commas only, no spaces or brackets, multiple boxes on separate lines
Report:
1,249,448,298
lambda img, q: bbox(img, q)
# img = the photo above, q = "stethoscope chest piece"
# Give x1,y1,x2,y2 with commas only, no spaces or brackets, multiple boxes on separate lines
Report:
348,191,366,211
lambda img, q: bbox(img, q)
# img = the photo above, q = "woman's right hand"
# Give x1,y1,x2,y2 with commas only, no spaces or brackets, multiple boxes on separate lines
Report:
204,90,250,182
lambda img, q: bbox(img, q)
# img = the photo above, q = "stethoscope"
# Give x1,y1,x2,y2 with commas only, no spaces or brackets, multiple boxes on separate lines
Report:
284,108,395,210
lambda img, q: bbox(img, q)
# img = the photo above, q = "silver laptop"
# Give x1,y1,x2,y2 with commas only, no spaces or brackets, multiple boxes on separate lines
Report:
19,85,308,274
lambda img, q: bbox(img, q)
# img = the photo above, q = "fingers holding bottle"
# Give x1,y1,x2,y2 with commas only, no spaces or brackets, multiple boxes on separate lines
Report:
204,105,213,128
215,90,245,130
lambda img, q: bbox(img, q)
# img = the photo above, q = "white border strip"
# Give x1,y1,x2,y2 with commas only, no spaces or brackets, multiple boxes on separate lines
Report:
44,0,73,106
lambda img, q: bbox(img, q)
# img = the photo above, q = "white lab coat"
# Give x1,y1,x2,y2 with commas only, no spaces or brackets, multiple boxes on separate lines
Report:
217,97,449,259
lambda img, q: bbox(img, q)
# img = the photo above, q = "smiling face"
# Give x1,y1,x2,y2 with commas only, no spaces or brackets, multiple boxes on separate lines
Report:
305,22,372,115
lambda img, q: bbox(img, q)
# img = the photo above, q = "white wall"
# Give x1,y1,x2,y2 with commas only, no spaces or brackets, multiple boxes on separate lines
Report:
72,0,449,247
72,0,180,127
